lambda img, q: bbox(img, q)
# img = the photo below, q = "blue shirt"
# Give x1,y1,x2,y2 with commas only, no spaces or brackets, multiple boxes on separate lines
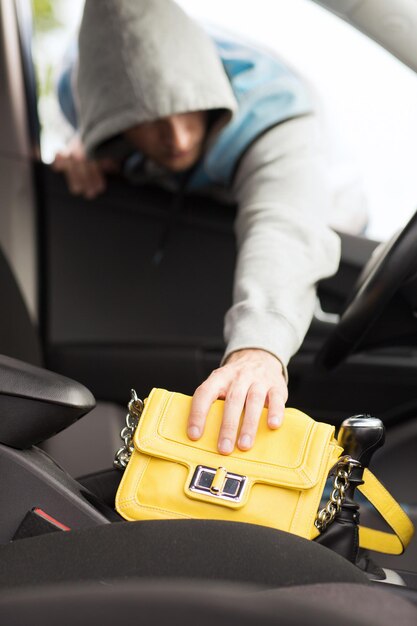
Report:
57,31,312,190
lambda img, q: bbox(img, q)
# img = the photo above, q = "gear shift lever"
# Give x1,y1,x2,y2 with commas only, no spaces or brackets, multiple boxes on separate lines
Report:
338,415,385,466
316,415,385,564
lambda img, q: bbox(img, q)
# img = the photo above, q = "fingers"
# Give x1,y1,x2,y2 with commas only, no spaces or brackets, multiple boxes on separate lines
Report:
73,160,106,198
53,153,107,199
187,349,288,455
266,385,287,429
52,133,116,200
218,382,247,454
236,384,267,451
187,370,228,441
221,382,284,453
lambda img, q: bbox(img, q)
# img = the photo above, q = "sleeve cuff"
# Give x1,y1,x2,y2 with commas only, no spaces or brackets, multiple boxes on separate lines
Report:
222,306,304,383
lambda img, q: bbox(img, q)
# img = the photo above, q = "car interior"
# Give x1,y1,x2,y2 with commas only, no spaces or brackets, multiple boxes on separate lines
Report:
1,0,417,624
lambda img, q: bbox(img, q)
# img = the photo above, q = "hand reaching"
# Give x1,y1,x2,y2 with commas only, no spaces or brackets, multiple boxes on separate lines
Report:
52,135,119,199
187,348,288,454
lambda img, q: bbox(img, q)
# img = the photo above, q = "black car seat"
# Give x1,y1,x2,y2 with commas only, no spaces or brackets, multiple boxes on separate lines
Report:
2,578,416,626
1,521,417,626
0,244,126,477
0,246,42,367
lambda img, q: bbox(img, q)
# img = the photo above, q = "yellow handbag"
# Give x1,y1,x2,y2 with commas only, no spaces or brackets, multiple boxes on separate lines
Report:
115,388,414,554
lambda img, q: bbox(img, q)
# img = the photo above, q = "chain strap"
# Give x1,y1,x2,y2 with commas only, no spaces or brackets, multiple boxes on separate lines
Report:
114,394,360,532
114,389,144,470
315,455,362,532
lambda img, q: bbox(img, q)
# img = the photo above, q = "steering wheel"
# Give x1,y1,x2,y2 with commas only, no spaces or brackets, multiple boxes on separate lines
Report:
317,210,417,369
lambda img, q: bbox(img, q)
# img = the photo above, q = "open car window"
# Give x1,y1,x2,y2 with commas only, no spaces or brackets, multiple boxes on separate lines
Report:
32,0,417,242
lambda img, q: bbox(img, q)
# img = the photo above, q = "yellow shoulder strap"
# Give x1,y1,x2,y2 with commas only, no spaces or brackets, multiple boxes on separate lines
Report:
358,468,415,554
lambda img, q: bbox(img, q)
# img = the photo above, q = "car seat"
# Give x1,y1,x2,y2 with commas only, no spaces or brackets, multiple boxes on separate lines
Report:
0,244,126,477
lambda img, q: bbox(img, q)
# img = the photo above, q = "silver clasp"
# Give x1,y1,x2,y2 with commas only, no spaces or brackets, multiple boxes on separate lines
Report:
189,465,247,502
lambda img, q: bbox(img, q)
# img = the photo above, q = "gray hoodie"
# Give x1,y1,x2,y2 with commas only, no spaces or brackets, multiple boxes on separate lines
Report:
76,0,341,372
78,0,236,158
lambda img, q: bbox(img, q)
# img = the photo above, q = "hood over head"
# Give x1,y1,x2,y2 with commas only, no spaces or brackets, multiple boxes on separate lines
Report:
77,0,237,159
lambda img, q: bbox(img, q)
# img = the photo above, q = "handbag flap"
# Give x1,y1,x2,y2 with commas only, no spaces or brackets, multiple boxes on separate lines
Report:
134,388,340,490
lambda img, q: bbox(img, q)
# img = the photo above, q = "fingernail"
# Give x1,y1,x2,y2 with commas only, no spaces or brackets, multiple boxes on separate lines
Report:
269,416,282,428
188,426,200,439
219,438,233,454
239,434,252,449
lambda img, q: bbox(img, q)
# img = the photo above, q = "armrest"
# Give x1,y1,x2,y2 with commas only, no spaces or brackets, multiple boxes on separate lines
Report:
0,354,95,449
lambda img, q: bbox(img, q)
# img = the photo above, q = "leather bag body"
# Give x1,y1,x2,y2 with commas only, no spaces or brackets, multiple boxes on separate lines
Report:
115,388,343,539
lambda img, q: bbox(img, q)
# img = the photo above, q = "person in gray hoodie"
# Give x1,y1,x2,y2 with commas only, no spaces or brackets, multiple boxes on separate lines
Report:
53,0,343,456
